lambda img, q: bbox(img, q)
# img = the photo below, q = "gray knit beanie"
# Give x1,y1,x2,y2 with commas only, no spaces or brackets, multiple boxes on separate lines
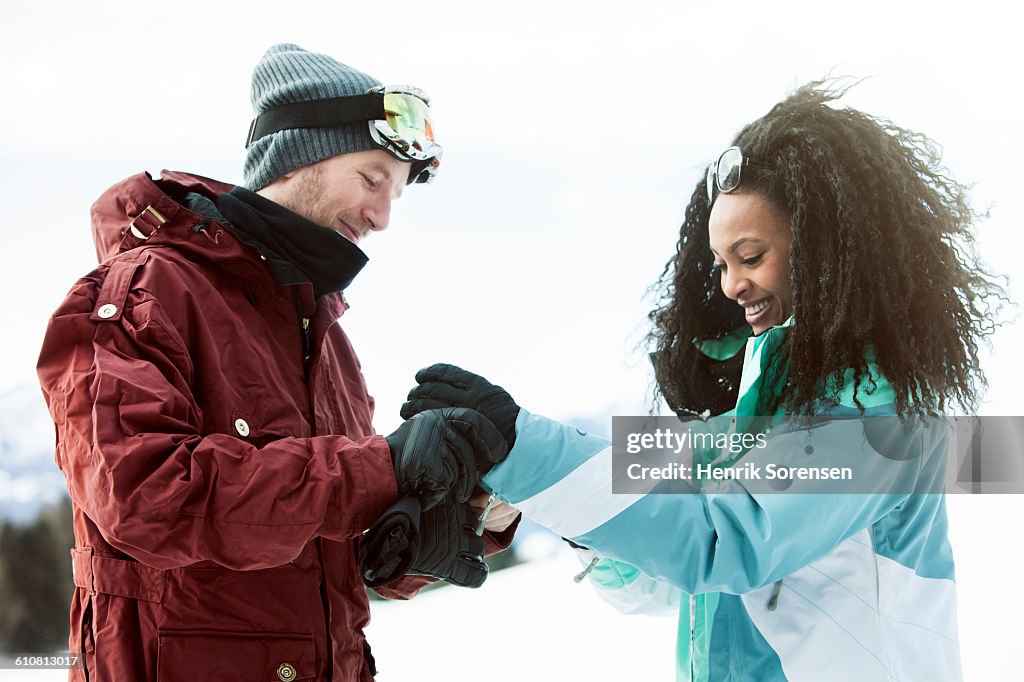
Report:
243,43,382,190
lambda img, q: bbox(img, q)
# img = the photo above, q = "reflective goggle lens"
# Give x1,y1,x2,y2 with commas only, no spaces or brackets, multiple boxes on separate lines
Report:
367,86,442,182
383,92,436,154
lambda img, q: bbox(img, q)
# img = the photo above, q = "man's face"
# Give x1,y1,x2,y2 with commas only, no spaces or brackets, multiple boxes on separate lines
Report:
260,149,411,244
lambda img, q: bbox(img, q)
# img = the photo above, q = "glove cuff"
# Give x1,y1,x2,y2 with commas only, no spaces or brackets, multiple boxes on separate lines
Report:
359,496,422,588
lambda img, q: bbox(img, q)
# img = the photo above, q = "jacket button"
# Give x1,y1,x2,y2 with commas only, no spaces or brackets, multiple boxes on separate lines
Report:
97,304,118,318
234,419,250,437
276,662,297,682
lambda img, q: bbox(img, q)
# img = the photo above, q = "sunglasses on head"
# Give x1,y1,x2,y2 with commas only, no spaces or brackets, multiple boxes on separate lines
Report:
705,146,751,204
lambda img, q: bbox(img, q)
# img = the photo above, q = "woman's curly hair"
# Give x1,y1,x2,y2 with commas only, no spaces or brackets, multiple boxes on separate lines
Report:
648,79,1006,419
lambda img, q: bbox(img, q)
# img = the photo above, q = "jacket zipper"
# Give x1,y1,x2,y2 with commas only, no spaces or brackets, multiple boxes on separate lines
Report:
300,316,317,428
301,317,311,364
314,538,335,675
690,593,697,681
290,289,312,367
290,290,316,426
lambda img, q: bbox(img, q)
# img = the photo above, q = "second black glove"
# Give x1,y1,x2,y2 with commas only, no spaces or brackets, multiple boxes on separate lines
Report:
410,495,488,589
386,407,507,510
401,363,520,454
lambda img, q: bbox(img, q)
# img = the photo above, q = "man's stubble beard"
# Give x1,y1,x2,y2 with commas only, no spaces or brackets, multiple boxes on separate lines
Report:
275,164,328,228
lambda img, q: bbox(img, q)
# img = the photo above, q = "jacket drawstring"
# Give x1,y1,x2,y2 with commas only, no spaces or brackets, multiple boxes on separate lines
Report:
573,557,599,583
192,220,222,244
767,579,784,611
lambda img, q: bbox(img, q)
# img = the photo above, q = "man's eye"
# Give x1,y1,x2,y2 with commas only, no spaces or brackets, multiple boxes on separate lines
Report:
362,174,379,189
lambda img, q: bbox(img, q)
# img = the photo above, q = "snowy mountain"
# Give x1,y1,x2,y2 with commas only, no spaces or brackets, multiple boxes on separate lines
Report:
0,384,66,524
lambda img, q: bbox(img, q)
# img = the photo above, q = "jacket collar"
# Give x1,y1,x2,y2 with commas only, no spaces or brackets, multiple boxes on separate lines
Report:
90,171,352,316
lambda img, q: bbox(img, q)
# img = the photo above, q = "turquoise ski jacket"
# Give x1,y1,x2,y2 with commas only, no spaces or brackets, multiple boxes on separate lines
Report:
481,321,963,681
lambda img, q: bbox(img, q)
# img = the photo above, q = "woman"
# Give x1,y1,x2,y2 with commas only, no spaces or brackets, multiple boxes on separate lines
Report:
401,80,1004,681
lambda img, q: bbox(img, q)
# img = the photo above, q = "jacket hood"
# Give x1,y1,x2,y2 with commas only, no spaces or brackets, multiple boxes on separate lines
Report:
90,171,282,288
91,171,235,261
91,171,368,318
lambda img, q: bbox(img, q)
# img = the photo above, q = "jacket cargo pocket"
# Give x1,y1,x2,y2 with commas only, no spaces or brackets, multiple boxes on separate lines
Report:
157,630,315,681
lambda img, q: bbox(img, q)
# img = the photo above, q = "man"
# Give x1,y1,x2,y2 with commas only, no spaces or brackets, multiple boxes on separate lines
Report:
36,44,515,681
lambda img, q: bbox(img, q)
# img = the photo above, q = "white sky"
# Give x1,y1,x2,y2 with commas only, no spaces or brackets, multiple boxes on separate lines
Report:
2,0,1022,425
1,1,1023,678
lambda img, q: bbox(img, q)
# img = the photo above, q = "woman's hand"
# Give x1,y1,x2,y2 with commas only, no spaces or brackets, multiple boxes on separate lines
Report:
469,490,520,533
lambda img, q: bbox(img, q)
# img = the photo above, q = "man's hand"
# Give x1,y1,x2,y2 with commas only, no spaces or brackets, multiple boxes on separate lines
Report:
411,496,488,588
401,364,520,453
385,408,507,510
469,490,520,533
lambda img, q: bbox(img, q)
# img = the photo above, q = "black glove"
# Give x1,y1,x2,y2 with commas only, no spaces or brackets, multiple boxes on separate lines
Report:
386,407,507,510
401,363,521,454
359,497,421,588
410,495,488,589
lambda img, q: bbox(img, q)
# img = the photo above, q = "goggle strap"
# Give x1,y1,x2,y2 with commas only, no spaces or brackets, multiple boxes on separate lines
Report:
245,93,386,148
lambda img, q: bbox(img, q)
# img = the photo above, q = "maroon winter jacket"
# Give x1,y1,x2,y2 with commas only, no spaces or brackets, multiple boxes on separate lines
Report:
37,171,513,681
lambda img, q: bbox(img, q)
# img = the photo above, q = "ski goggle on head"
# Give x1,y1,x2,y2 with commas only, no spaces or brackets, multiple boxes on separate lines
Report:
245,85,442,184
705,146,751,204
367,85,440,164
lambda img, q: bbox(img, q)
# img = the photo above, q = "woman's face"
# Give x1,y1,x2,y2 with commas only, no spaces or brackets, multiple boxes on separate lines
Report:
708,190,793,335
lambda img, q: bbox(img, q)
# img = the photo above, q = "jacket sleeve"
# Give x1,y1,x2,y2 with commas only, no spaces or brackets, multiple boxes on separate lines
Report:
482,409,940,595
37,276,398,571
573,547,681,616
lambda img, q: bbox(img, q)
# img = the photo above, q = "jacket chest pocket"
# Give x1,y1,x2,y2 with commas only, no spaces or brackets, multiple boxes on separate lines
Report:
157,630,316,681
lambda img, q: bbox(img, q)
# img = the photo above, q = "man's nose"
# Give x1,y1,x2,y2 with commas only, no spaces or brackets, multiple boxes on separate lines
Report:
364,194,393,233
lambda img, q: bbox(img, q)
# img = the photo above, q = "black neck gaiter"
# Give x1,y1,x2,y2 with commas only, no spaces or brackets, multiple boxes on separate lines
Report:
214,186,368,297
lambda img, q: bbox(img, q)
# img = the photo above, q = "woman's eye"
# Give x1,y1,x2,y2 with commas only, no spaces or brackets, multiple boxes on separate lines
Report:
712,261,727,273
741,253,764,266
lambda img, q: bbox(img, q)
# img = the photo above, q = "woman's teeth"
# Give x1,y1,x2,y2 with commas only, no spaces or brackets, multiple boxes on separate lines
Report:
746,298,770,315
